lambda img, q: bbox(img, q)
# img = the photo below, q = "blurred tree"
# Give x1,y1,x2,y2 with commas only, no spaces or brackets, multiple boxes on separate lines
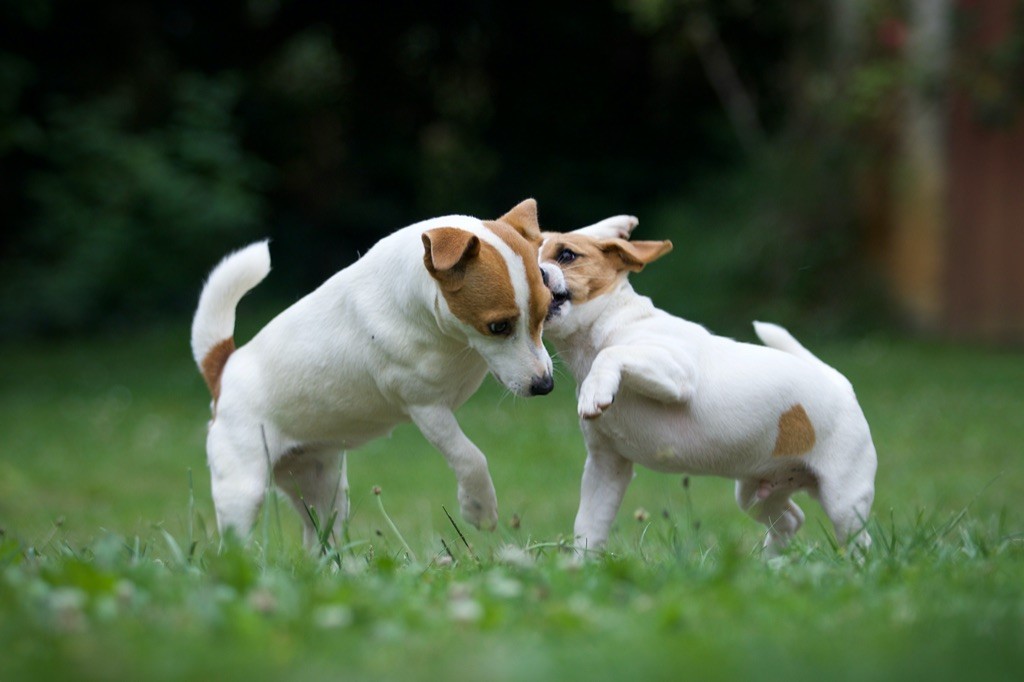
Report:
0,74,267,334
0,0,806,336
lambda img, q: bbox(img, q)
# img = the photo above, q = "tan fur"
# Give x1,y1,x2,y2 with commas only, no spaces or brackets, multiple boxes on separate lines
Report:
422,213,550,343
772,404,816,457
497,198,542,244
422,227,480,273
540,234,673,305
483,219,550,343
201,337,235,402
434,238,521,336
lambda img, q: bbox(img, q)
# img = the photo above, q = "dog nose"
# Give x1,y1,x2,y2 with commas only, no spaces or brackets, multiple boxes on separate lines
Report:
529,373,554,396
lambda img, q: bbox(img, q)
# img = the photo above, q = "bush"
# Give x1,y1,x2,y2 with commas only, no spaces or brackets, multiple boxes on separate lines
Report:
0,74,268,336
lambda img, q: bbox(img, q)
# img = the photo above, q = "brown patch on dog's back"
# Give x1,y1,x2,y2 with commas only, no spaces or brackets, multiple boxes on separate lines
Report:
202,337,235,402
772,404,816,457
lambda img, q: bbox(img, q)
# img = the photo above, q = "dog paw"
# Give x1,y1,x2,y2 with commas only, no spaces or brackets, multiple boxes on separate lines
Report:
458,478,498,531
578,383,615,420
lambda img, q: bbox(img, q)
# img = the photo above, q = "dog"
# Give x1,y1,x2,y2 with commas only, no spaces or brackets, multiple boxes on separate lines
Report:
539,216,877,556
191,199,554,548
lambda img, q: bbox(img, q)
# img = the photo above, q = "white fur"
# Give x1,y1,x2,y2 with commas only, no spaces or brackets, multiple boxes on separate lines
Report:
192,215,552,547
543,227,877,558
571,214,639,240
191,240,271,367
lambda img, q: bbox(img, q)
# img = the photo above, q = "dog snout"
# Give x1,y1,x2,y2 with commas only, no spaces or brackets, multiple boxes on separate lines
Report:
529,373,554,396
539,262,561,291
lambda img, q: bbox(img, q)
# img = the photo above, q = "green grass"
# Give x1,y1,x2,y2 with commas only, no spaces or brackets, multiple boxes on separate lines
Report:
1,323,1023,681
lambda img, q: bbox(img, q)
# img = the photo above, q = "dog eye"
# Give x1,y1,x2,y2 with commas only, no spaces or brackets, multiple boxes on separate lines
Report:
556,248,577,264
488,320,512,336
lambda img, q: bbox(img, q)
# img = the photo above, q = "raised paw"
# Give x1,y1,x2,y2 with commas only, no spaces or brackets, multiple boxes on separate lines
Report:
578,379,616,420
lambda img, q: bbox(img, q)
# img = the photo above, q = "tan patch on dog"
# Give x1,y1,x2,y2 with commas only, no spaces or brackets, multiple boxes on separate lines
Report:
772,404,816,457
540,233,622,304
540,233,671,306
201,337,235,402
424,227,521,336
483,219,550,343
497,198,542,244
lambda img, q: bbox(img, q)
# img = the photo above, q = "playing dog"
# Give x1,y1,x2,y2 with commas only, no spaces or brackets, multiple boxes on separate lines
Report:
540,216,877,556
191,200,553,547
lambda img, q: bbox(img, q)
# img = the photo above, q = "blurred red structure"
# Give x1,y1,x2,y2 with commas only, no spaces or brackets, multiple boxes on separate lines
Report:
877,0,1023,343
944,0,1024,343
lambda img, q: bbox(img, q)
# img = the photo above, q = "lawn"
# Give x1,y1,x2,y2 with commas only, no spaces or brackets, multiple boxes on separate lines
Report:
1,320,1022,681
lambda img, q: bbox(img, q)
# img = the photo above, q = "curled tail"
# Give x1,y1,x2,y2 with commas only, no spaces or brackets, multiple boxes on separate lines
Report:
191,241,271,399
753,321,853,393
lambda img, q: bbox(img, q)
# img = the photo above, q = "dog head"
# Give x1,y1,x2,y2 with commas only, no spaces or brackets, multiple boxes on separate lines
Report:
539,220,672,336
422,199,554,397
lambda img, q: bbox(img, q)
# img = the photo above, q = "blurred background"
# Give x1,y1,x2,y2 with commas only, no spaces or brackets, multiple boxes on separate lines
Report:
1,0,1022,342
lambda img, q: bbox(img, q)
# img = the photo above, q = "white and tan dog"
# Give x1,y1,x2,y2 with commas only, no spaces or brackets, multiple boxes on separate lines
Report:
191,200,553,547
540,217,877,556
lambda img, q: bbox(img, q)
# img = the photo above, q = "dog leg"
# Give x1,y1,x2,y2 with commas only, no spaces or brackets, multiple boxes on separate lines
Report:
578,345,695,419
206,422,269,543
821,490,874,557
805,434,876,558
817,456,876,557
408,405,499,531
573,442,634,554
735,478,805,557
274,448,349,552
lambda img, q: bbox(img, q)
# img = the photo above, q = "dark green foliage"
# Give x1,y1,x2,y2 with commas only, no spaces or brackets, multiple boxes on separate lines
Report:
631,143,895,338
0,0,818,336
0,74,267,334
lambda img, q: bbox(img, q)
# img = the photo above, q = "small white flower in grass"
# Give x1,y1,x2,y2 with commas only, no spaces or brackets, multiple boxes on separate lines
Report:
49,587,87,633
313,604,353,629
447,581,483,623
448,582,472,601
248,587,277,614
495,543,533,568
114,579,136,608
448,598,484,624
435,554,454,568
486,572,523,599
634,507,650,522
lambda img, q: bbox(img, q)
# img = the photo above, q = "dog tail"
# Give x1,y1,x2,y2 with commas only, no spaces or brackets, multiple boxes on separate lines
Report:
191,241,271,398
753,321,853,393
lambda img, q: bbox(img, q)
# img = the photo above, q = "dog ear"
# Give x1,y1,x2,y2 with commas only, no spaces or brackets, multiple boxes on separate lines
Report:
422,228,481,286
599,239,673,272
497,198,541,243
572,215,639,240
